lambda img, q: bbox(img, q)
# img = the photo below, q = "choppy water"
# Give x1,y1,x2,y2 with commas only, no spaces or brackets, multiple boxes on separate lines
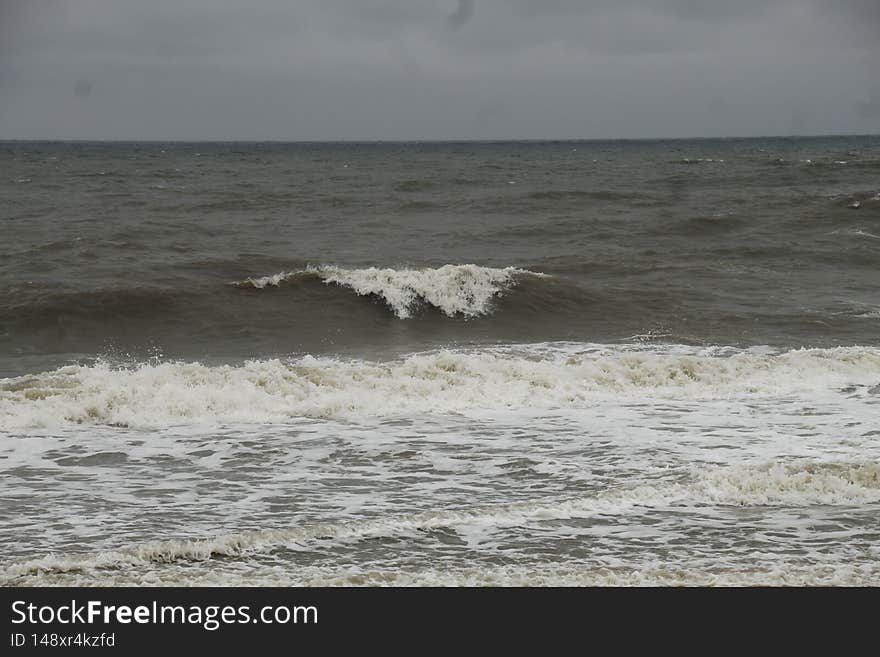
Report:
2,137,879,585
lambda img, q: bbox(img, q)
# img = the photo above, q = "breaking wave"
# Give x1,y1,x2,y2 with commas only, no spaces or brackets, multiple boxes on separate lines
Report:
2,344,879,429
232,264,547,318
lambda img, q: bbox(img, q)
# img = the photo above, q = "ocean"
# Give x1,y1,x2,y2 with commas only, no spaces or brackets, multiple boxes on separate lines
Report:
1,136,879,586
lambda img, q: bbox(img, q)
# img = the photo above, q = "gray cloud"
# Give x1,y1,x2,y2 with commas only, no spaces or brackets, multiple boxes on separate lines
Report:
73,78,93,99
856,98,880,119
0,0,877,139
448,0,475,30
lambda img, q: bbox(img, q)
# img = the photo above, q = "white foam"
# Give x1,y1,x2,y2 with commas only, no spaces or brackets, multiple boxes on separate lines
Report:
241,271,293,288
8,563,879,587
694,462,880,506
2,344,879,429
4,460,878,585
236,264,544,317
855,306,880,318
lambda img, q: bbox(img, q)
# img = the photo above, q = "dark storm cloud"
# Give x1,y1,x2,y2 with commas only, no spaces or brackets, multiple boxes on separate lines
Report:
0,0,877,139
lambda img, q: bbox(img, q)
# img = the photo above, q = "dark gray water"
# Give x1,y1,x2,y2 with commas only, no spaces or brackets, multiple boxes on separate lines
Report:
2,137,879,586
2,137,879,374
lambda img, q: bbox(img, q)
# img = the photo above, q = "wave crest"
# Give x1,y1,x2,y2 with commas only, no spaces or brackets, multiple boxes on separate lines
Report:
2,344,879,429
233,264,545,318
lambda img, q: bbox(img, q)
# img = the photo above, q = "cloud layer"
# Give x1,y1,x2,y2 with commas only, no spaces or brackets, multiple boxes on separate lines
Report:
0,0,877,139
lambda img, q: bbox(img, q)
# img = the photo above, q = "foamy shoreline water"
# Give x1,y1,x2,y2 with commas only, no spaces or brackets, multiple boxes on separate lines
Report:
5,460,879,586
3,341,879,586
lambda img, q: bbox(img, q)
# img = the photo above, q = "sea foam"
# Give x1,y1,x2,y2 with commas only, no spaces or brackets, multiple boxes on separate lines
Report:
3,460,878,585
2,344,878,429
234,264,545,318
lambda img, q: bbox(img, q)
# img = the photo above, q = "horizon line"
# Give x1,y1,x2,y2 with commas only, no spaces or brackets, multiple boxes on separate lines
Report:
1,133,878,144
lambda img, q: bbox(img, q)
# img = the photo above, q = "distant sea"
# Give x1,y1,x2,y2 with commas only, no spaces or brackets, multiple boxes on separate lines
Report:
2,136,879,585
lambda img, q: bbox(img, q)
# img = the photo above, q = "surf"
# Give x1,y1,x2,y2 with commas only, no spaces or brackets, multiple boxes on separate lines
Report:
231,264,548,318
2,343,879,429
4,460,878,585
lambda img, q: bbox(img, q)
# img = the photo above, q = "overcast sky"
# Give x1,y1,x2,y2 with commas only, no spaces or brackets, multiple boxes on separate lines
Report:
1,0,878,140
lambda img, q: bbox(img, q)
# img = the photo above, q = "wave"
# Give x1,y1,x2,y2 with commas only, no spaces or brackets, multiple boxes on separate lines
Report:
8,563,878,587
829,189,880,208
232,264,547,318
677,158,726,164
2,344,878,429
653,214,748,237
3,286,182,317
4,460,878,585
393,179,435,193
828,227,880,240
526,190,636,202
